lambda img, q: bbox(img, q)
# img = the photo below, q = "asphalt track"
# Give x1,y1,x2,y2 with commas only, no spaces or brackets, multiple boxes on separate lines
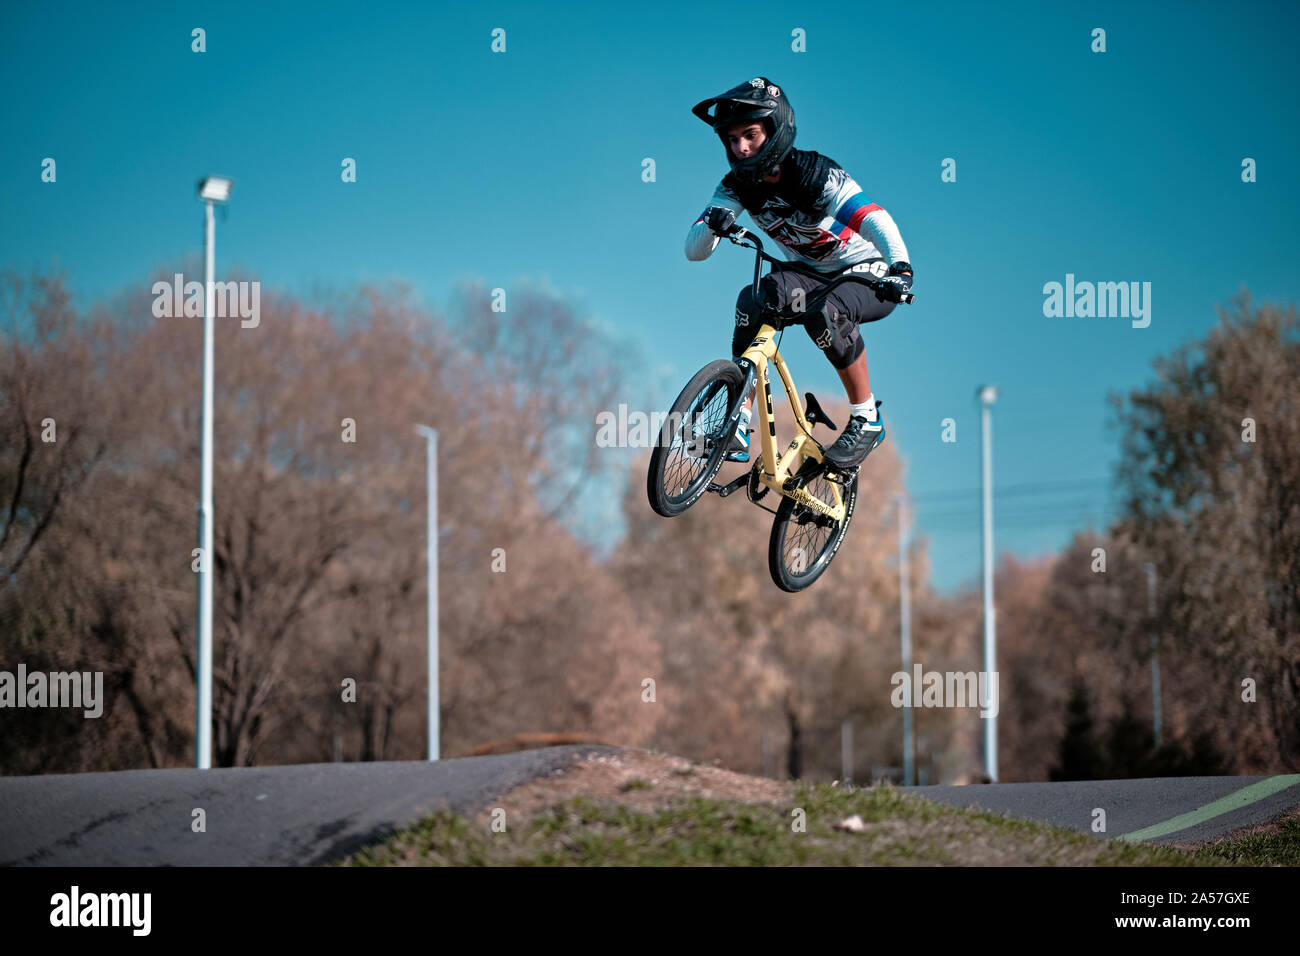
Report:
0,744,623,866
913,773,1300,845
1,746,1296,865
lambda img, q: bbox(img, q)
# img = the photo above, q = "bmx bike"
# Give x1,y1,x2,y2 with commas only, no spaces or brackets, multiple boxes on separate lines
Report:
646,226,914,591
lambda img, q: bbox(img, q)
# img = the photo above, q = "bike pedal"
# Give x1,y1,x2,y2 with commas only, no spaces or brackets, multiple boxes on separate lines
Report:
684,436,712,459
823,464,859,485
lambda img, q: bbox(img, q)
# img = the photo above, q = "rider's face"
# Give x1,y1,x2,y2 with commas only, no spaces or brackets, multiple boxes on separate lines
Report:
725,122,767,160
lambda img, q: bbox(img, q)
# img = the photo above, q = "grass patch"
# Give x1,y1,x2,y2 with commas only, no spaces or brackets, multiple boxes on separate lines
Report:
335,782,1288,867
1184,811,1300,866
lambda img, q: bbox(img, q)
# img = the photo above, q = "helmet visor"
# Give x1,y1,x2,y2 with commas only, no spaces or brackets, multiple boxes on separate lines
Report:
693,93,773,131
710,102,772,133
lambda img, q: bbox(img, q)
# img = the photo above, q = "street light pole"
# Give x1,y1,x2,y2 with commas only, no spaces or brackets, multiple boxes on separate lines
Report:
841,717,854,786
897,495,914,786
415,425,440,761
1145,562,1161,747
195,176,232,770
978,385,999,783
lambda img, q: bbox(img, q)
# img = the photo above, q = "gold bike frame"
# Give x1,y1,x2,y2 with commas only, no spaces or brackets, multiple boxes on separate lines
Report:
739,323,847,522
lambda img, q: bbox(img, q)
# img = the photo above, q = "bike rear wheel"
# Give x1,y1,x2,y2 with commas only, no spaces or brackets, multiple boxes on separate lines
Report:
768,468,858,591
647,359,745,518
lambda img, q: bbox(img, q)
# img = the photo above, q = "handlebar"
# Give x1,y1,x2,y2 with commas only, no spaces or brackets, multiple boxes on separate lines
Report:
723,226,915,317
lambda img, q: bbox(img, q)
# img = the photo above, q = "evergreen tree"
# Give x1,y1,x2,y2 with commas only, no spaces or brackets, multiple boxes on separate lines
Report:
1050,681,1107,780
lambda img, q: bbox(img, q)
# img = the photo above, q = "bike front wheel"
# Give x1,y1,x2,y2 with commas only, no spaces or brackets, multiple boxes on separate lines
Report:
768,468,858,591
646,359,745,518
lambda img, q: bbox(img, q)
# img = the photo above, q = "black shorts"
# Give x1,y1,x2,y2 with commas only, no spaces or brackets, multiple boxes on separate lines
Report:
731,260,897,369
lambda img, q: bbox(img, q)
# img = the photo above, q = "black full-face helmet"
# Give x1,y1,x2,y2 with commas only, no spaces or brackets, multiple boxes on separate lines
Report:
692,76,795,185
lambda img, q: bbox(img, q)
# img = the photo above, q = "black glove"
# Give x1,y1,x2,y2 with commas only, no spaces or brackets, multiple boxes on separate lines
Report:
703,206,737,236
875,262,913,303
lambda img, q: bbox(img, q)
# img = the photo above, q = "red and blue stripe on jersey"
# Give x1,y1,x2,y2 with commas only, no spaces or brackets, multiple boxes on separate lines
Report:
831,193,881,240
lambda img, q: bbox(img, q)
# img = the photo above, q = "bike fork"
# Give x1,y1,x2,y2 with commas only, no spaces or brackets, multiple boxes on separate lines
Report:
726,357,760,439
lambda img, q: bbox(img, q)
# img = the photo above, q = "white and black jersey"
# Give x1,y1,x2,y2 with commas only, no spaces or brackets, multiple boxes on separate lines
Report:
685,148,909,273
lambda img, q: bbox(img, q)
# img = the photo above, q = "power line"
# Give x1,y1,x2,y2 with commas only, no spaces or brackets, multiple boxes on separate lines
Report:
918,500,1124,522
923,505,1122,520
917,490,1122,513
917,498,1124,522
917,517,1121,534
907,476,1116,503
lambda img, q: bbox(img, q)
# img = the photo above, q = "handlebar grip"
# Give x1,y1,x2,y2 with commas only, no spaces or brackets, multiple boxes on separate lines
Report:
839,274,916,306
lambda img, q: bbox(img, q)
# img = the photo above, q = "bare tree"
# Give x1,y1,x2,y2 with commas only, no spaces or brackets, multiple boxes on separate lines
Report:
1109,294,1299,769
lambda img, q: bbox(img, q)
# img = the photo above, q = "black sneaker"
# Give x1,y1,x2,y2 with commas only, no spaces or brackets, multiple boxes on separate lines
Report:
823,404,885,470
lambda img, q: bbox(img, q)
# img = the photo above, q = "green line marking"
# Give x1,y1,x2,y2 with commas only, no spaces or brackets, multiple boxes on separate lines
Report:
1116,775,1300,842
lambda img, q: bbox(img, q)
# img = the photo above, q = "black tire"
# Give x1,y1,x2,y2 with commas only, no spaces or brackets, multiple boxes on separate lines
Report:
768,468,858,591
647,360,745,517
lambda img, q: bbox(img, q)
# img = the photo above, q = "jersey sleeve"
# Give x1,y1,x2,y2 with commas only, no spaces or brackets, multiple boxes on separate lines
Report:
685,182,744,261
822,167,911,266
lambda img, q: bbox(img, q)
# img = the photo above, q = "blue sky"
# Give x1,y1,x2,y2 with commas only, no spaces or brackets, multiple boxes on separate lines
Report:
3,0,1297,595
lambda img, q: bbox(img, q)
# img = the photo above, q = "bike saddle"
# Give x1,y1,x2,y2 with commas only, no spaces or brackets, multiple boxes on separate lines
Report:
803,392,837,431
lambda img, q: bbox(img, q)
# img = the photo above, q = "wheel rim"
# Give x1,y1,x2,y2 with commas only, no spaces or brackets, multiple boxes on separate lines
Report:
780,475,845,579
661,381,733,503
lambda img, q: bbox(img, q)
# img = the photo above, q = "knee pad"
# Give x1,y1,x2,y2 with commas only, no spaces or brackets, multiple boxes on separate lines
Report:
735,285,762,329
805,308,862,369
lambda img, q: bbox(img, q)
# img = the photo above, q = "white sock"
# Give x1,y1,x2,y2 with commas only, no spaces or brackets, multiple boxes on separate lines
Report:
850,395,877,422
737,405,752,434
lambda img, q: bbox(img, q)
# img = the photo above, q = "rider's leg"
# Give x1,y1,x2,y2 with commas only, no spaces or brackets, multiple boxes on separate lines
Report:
727,287,760,460
808,287,896,468
803,303,868,382
728,271,792,461
730,290,758,420
837,349,872,404
805,284,895,403
731,272,789,409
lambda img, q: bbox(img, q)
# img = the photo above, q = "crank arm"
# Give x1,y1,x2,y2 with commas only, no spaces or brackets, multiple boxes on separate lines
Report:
708,472,749,497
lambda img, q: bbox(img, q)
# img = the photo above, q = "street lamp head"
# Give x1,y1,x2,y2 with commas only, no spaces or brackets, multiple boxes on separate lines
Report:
197,176,234,203
977,385,999,406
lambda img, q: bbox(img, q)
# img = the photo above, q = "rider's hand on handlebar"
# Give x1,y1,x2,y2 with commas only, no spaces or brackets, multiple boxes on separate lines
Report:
874,262,913,304
703,206,738,236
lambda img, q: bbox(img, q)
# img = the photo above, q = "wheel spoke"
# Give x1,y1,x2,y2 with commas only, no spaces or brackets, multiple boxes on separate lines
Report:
778,474,849,585
662,384,732,502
